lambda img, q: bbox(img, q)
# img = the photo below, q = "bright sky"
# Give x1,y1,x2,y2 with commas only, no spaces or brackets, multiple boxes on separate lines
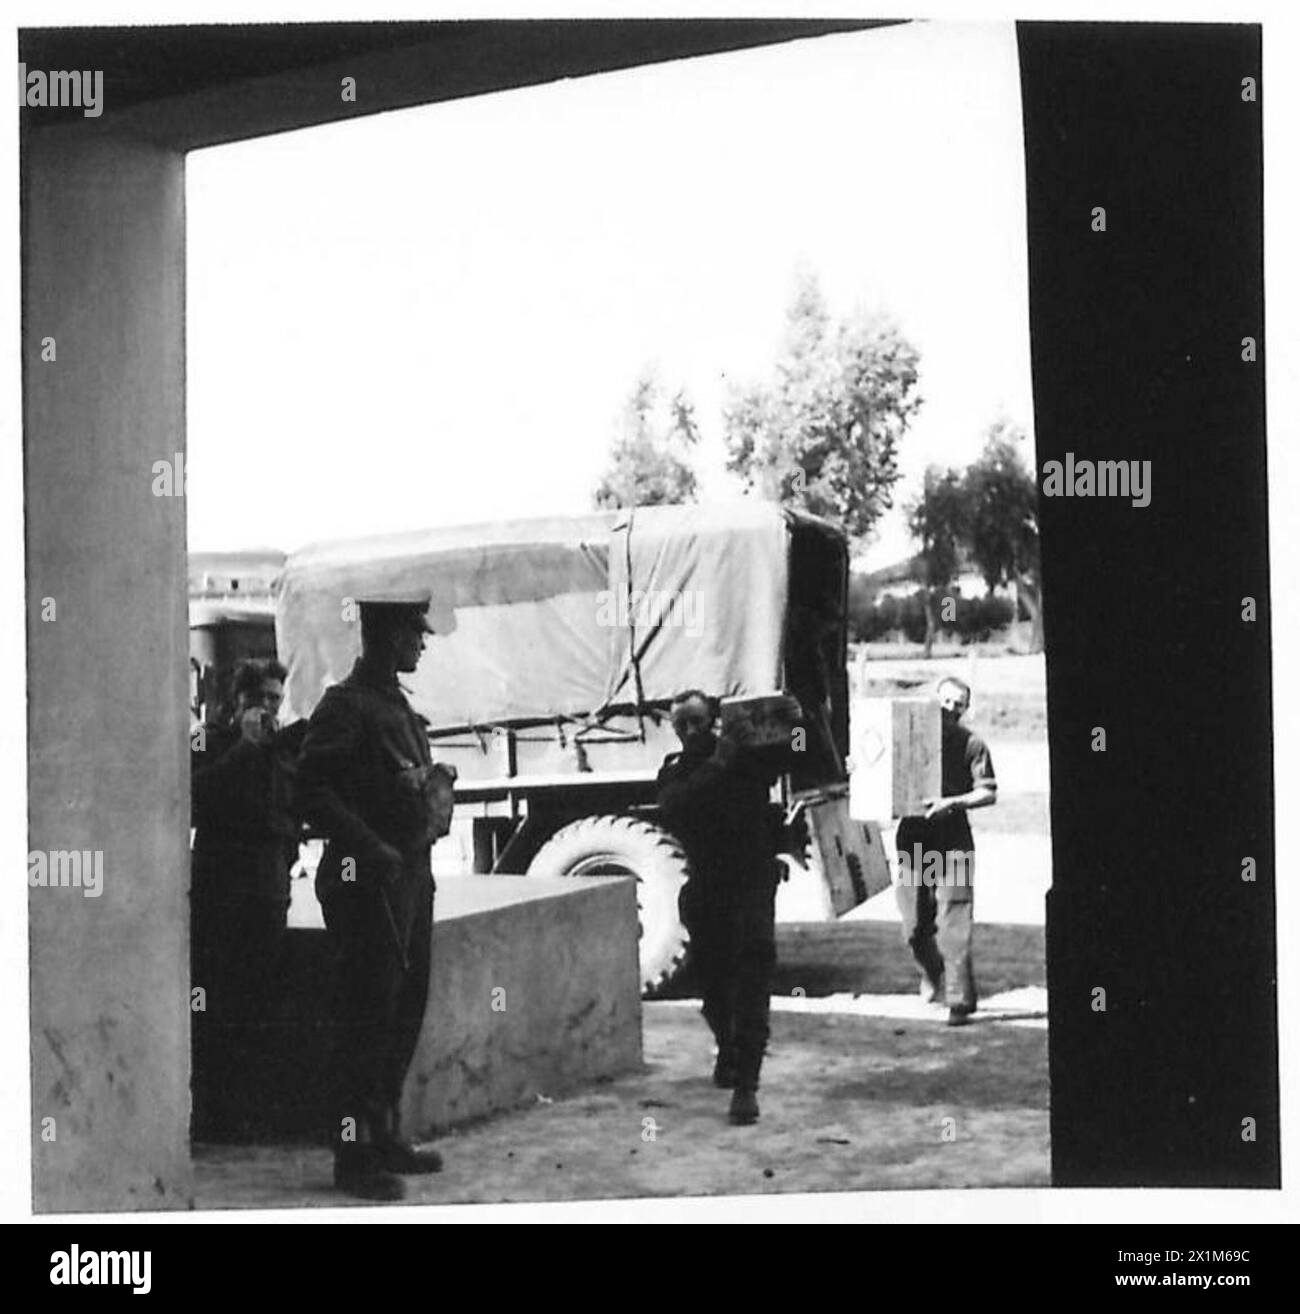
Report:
186,20,1033,569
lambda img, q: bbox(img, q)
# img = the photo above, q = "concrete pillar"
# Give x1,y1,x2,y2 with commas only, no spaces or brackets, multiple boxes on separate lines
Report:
24,124,191,1211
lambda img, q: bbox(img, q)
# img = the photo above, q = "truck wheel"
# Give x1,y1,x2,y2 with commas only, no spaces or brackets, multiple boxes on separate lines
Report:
527,815,691,996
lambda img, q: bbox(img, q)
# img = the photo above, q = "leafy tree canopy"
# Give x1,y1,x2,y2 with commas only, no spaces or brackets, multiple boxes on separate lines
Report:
724,274,923,542
594,370,700,510
907,464,969,592
963,416,1039,594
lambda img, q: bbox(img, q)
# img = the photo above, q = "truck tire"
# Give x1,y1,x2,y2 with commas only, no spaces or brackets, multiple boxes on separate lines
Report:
527,815,691,996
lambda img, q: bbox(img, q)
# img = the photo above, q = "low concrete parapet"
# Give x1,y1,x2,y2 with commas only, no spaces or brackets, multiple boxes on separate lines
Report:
403,874,643,1134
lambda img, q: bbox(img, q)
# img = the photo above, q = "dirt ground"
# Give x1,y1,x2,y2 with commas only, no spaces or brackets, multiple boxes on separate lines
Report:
194,1000,1048,1211
193,922,1048,1212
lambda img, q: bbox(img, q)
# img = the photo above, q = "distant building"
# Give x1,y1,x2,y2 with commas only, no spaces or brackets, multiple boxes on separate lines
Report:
188,548,285,600
853,549,1010,604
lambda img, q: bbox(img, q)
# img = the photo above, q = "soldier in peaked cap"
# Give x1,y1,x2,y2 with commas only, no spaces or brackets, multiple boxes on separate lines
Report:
296,589,457,1201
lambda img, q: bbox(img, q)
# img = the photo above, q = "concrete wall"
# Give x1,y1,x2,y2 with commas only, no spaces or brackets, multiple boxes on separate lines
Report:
24,125,192,1212
403,876,643,1134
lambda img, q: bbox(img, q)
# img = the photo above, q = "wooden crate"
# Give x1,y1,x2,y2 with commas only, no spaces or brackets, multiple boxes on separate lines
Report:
849,696,941,821
805,795,891,916
720,693,802,749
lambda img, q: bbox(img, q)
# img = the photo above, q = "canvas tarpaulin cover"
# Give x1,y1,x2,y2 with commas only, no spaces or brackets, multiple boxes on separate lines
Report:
275,502,792,732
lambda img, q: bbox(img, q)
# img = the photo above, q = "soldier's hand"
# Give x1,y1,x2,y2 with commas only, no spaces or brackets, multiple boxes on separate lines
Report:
238,707,274,745
781,809,810,859
721,716,758,750
423,765,457,840
922,796,955,819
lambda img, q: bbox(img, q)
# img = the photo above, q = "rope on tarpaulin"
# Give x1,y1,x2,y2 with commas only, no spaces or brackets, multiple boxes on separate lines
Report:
621,508,649,741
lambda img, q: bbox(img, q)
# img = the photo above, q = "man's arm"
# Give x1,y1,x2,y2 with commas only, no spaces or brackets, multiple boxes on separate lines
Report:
657,743,732,820
923,735,998,820
925,782,997,819
295,689,394,866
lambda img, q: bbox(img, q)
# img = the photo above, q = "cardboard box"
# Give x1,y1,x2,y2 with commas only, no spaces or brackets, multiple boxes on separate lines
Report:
849,696,941,821
720,693,803,750
805,794,892,915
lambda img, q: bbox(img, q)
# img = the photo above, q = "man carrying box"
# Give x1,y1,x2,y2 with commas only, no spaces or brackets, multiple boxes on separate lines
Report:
894,676,997,1027
656,690,788,1126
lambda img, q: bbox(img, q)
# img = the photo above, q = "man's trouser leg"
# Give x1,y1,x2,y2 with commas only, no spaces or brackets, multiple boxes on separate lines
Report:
322,883,407,1149
383,878,434,1139
730,868,779,1090
189,886,228,1138
222,897,289,1131
682,880,731,1050
896,857,944,992
936,852,976,1010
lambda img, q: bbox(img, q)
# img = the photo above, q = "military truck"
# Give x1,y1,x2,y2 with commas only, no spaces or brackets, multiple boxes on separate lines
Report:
274,502,890,992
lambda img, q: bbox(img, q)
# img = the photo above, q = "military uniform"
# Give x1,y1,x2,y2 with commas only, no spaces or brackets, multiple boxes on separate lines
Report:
296,651,453,1170
190,718,305,1137
656,738,783,1094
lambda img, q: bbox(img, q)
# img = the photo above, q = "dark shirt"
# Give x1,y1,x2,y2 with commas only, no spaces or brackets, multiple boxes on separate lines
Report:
190,720,305,903
656,739,783,886
296,656,438,905
898,720,996,855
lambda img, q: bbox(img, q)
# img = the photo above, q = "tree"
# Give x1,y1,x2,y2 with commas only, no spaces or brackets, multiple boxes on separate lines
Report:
907,465,969,658
723,274,923,542
593,370,700,510
963,418,1043,651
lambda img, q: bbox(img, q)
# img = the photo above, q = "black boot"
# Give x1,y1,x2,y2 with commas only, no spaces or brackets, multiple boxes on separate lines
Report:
728,1086,760,1125
729,1041,764,1124
333,1144,406,1201
375,1105,444,1175
377,1140,444,1174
